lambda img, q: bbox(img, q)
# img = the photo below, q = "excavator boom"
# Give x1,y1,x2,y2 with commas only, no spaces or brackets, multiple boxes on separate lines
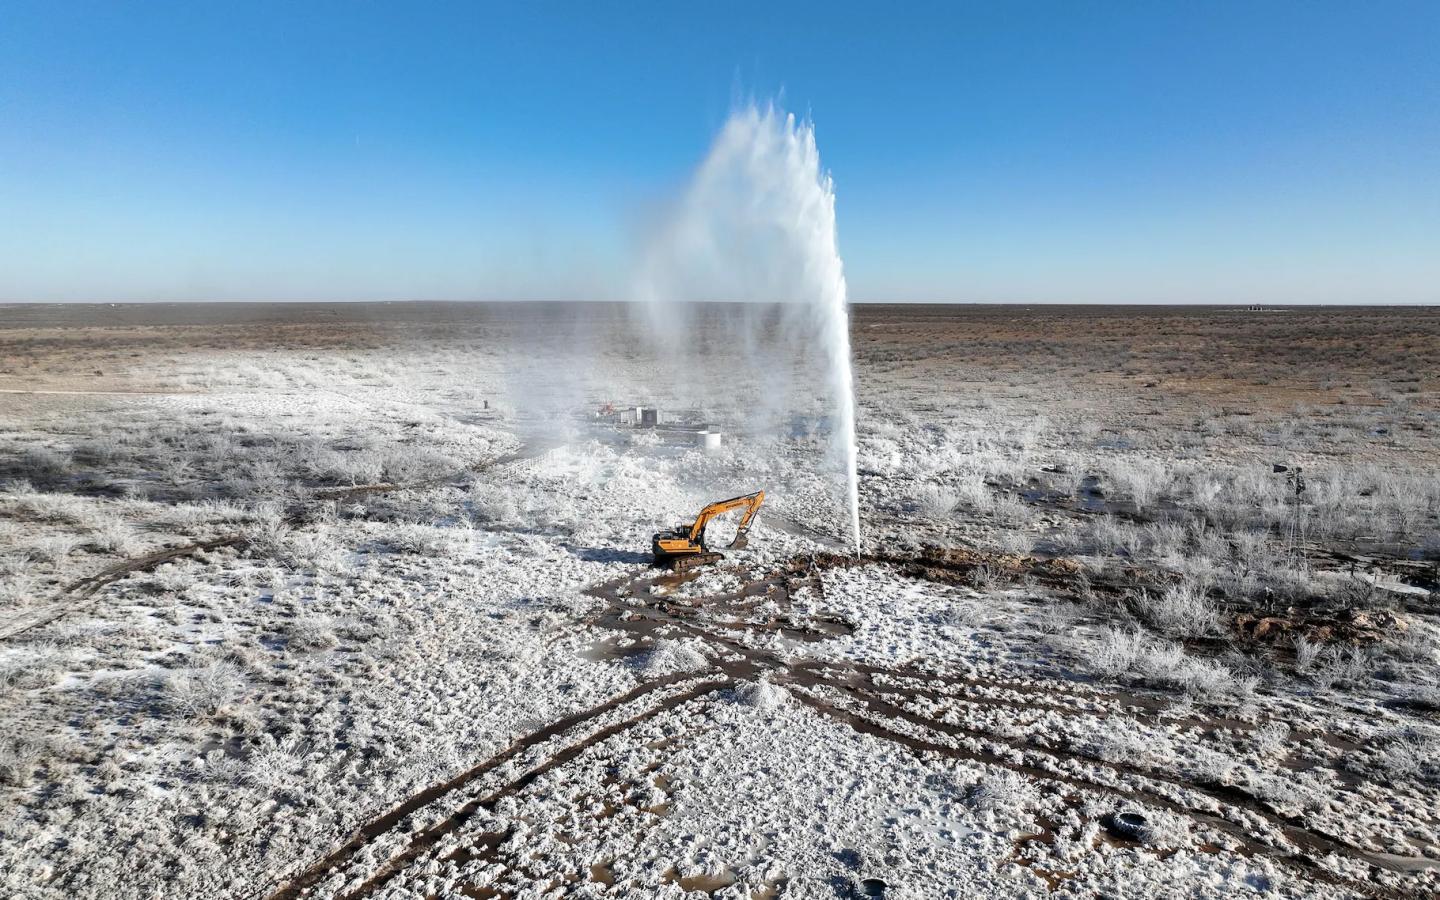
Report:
686,491,764,543
652,490,765,571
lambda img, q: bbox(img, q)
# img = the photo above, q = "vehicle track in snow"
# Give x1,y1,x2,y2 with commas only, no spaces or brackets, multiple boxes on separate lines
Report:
32,501,1431,897
261,554,1422,898
801,682,1433,891
570,556,1438,899
1,443,554,641
262,675,728,900
0,535,245,640
253,550,1435,898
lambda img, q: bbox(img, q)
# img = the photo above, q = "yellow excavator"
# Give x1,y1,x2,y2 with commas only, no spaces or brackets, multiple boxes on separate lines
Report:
652,490,765,571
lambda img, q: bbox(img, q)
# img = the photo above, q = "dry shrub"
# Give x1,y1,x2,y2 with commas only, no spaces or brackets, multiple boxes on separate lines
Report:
1127,578,1217,638
0,739,44,787
159,662,247,721
967,770,1038,817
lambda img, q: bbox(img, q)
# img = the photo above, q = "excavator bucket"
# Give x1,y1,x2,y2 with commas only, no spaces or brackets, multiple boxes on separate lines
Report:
727,510,758,550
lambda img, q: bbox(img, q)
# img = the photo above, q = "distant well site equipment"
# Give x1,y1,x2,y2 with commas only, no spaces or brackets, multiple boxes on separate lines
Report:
596,403,724,450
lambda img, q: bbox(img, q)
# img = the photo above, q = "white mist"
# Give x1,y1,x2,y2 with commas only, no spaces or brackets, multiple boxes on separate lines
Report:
639,104,862,553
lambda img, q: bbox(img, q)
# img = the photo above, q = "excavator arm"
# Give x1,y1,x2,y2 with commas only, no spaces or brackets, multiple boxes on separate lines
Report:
687,490,765,545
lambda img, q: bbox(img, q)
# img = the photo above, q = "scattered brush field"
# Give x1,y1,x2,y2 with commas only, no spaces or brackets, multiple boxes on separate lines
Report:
1,301,1437,899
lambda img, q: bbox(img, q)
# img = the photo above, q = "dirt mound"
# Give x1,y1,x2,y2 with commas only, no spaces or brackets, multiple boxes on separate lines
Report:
1234,607,1409,645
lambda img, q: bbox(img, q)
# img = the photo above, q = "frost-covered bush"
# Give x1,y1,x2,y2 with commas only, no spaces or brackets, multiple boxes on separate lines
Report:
246,737,303,790
199,748,248,785
380,449,460,484
1145,521,1188,559
1083,517,1132,557
278,531,344,570
996,531,1033,556
1047,466,1086,501
0,738,43,787
24,534,80,564
989,493,1032,528
953,472,994,509
1107,458,1169,510
148,564,196,593
309,449,384,486
1031,602,1075,635
1367,728,1440,782
0,640,67,691
966,770,1038,818
0,573,37,609
1292,635,1324,673
1213,536,1319,608
73,436,121,466
469,484,519,524
6,488,94,525
857,436,903,476
160,662,247,721
1082,729,1172,766
1251,721,1291,757
1081,627,1251,700
12,448,70,485
1091,627,1145,679
243,519,294,561
1128,578,1217,638
914,484,960,520
1312,645,1377,689
1184,747,1237,785
1388,624,1440,668
245,520,343,570
966,563,1001,592
385,523,474,557
86,521,141,555
283,615,338,651
149,498,254,534
1163,653,1253,700
238,457,285,492
1251,774,1306,815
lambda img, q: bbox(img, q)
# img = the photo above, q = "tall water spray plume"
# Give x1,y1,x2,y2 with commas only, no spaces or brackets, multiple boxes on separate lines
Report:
639,104,862,553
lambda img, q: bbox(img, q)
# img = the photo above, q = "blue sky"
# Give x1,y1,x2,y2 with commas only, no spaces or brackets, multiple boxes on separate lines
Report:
2,1,1436,303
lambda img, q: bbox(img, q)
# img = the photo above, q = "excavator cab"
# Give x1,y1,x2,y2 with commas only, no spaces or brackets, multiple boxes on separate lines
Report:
652,490,764,572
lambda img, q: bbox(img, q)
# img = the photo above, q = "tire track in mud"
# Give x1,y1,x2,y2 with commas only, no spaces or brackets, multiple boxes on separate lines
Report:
340,680,730,900
808,680,1436,880
581,557,1438,898
266,565,842,898
28,485,1425,897
2,443,553,641
264,675,727,900
791,691,1417,899
801,662,1270,755
0,535,245,640
69,536,243,594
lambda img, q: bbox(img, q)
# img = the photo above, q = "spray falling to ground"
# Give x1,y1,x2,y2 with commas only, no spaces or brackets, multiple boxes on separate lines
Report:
640,104,862,552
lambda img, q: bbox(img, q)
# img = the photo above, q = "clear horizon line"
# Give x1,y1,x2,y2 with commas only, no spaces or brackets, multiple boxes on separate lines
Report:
1,298,1435,308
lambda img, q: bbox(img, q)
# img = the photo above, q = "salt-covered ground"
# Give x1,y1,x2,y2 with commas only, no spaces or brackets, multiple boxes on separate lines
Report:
1,302,1437,899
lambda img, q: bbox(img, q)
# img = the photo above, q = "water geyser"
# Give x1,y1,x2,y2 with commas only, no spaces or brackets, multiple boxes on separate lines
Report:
640,103,862,553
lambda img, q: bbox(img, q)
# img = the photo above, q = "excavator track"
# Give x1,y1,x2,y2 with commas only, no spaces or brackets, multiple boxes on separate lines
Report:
668,552,725,573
